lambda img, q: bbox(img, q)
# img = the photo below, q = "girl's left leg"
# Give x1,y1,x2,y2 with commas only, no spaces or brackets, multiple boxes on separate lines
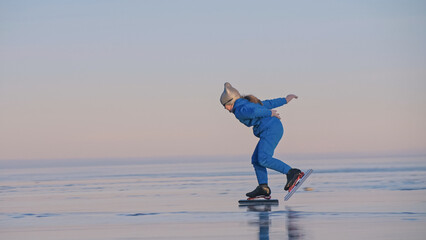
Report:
256,123,292,175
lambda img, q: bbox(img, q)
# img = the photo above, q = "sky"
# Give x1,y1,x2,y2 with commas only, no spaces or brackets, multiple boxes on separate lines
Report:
1,0,425,161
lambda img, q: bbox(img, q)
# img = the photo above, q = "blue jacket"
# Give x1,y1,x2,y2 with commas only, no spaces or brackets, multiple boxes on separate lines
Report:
232,97,287,137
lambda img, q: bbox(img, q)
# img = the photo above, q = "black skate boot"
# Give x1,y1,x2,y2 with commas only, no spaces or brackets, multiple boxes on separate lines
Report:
246,184,271,200
284,168,303,191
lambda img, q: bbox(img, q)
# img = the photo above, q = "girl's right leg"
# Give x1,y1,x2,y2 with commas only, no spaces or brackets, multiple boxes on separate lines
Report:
252,141,268,185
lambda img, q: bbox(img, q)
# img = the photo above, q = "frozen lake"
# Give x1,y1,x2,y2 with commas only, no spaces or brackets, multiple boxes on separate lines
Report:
1,155,425,239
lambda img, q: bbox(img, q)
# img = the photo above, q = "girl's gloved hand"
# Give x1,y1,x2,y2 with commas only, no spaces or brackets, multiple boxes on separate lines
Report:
286,94,298,103
271,110,281,119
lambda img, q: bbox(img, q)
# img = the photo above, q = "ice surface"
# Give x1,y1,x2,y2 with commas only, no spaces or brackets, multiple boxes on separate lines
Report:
1,155,425,239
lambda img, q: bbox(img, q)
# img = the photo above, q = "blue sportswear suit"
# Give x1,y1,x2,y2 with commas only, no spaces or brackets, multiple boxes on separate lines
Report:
232,97,291,185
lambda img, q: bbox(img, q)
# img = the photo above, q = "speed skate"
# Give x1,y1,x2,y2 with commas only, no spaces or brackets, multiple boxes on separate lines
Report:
284,169,313,201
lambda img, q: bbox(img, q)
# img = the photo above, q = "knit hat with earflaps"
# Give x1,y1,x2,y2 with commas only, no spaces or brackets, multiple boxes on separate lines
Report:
220,82,241,106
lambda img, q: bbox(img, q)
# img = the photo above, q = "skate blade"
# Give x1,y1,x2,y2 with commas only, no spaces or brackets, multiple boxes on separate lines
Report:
239,198,278,206
247,196,271,201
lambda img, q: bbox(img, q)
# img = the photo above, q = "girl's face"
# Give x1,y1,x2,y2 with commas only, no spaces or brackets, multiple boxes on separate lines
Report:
224,104,233,112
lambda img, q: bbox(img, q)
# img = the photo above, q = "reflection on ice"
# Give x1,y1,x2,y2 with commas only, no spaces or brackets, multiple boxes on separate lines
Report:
244,204,274,240
242,204,305,240
286,207,304,240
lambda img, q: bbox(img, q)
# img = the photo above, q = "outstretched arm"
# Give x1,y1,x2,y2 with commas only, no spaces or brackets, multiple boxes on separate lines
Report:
262,95,298,109
261,98,287,109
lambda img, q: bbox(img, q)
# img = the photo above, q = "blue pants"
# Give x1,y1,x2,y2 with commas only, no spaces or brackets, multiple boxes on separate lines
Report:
252,120,291,185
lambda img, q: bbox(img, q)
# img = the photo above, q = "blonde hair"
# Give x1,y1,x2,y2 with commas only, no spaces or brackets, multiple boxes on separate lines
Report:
243,95,263,105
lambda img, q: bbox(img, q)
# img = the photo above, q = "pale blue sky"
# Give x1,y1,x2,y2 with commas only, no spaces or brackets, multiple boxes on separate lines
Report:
1,0,425,160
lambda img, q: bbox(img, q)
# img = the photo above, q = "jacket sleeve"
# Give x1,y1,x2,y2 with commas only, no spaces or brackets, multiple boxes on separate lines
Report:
261,98,287,109
235,104,271,120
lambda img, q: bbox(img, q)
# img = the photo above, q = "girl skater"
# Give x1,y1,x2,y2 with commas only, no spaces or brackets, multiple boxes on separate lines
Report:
220,82,302,199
